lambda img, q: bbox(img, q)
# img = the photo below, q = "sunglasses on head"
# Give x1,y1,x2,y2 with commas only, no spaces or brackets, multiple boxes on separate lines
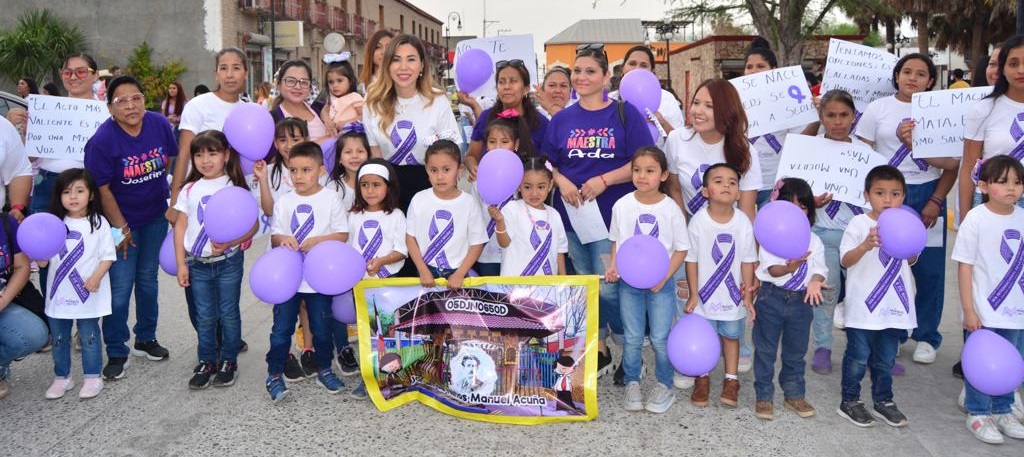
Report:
576,43,606,54
496,59,526,71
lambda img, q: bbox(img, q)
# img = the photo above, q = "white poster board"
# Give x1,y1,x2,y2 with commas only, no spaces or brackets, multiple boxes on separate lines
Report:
729,65,816,138
24,94,109,160
455,34,537,108
820,39,898,112
775,134,889,206
911,86,992,158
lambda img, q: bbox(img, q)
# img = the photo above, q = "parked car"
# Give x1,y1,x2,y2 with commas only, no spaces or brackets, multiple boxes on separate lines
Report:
0,90,28,118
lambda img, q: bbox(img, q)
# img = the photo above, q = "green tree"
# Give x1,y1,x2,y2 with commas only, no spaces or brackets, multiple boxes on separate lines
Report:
126,42,187,111
0,9,87,86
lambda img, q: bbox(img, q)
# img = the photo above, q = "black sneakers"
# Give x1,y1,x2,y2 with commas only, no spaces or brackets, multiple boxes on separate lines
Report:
212,361,237,387
284,353,306,382
132,340,170,361
872,401,909,427
102,357,129,380
189,361,217,390
300,350,318,377
337,347,359,376
597,349,613,378
838,400,876,427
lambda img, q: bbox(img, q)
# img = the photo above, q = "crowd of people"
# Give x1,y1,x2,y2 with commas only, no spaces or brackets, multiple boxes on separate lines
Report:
0,31,1022,445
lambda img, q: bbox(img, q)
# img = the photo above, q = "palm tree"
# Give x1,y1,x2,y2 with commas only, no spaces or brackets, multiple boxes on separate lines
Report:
0,9,87,87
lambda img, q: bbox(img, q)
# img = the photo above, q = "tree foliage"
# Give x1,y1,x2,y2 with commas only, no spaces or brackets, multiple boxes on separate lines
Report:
125,42,187,111
0,9,87,86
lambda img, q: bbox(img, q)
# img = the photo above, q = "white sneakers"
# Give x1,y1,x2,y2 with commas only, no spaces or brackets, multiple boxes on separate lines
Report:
912,342,937,364
45,377,74,399
833,302,846,329
967,415,1005,444
645,383,676,413
738,356,752,374
673,372,694,389
624,381,643,412
996,413,1024,439
79,378,104,399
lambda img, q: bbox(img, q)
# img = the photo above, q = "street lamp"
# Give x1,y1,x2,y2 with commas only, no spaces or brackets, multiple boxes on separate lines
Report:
445,12,462,83
656,22,678,82
892,26,911,57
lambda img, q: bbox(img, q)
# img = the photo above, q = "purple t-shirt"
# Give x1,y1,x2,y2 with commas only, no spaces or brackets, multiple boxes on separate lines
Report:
84,111,177,229
541,101,652,232
470,107,550,153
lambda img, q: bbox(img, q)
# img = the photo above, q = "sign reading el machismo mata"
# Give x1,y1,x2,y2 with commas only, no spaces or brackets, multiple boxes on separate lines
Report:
354,276,599,424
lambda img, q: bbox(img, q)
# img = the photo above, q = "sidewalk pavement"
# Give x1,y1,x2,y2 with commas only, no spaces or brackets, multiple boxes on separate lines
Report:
1,234,1022,457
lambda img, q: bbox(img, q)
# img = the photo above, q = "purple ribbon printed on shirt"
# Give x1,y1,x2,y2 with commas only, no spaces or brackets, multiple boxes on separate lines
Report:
1007,113,1024,160
987,229,1024,310
50,230,89,303
358,219,392,278
521,220,553,276
290,204,315,245
190,195,212,257
633,213,660,237
750,133,783,154
687,164,711,214
889,120,928,171
698,233,742,305
824,200,864,219
485,197,513,237
423,210,454,269
388,120,419,166
781,261,808,291
865,249,910,313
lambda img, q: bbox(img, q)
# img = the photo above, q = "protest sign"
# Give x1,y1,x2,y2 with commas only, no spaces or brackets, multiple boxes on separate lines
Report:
775,134,888,206
820,39,898,111
358,275,599,424
24,94,108,160
455,35,536,104
911,86,992,158
730,65,816,137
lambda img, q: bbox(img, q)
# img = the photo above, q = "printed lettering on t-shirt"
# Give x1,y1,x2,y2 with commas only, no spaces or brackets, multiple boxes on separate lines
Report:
566,128,616,159
121,147,167,185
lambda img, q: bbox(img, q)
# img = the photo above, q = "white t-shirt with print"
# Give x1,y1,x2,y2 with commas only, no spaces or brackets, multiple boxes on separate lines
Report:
839,213,918,330
363,92,462,166
685,208,757,321
271,187,349,293
964,95,1024,161
610,88,686,148
406,189,489,270
499,200,568,276
179,92,241,135
347,209,407,278
45,216,117,319
172,175,234,258
951,204,1024,329
751,126,805,190
326,179,356,211
609,192,690,253
756,232,828,290
665,127,764,216
856,95,940,185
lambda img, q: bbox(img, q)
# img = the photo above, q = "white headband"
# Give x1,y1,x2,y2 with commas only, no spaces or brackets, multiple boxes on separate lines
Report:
358,163,390,181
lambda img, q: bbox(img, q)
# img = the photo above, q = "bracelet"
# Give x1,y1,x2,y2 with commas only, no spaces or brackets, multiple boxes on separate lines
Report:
928,196,944,207
598,174,608,187
10,204,25,213
495,228,507,234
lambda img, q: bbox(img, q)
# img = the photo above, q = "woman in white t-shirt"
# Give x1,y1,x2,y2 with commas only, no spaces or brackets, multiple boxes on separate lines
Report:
856,53,957,367
610,45,686,148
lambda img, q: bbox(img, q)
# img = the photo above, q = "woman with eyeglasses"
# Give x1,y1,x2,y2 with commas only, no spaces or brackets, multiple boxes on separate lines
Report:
269,59,330,144
534,67,572,118
82,75,178,380
541,43,654,379
610,45,685,147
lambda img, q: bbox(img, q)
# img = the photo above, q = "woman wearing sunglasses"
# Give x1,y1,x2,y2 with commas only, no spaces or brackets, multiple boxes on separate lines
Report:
610,45,685,147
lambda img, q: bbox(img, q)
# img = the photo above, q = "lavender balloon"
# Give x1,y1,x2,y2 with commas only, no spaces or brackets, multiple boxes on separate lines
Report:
250,247,304,304
203,186,259,243
877,207,927,260
668,314,721,377
159,229,177,276
331,291,357,324
476,149,524,205
618,69,661,114
615,235,669,289
754,200,811,260
455,48,493,93
962,329,1024,396
16,213,67,261
303,240,366,296
240,157,255,176
321,136,338,176
223,103,274,161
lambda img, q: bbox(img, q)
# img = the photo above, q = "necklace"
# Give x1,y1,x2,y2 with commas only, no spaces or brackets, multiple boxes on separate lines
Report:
396,95,417,115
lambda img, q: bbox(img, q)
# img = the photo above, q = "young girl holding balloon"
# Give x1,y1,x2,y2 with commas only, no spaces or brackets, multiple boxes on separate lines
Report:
752,178,827,420
476,119,525,276
44,169,116,400
488,156,568,277
604,147,689,414
172,130,255,390
951,155,1024,444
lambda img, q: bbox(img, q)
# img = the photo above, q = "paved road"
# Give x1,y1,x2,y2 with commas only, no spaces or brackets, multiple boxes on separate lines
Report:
1,233,1022,456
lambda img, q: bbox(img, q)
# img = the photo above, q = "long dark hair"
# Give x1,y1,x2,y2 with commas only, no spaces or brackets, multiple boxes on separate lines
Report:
270,118,309,190
483,63,541,156
744,38,778,69
690,78,751,173
979,155,1024,204
623,45,656,70
352,159,400,214
163,81,186,116
988,35,1024,99
892,53,937,91
330,130,371,198
773,177,816,225
184,130,249,190
19,77,39,95
272,59,314,111
50,168,104,232
361,29,396,86
632,146,671,194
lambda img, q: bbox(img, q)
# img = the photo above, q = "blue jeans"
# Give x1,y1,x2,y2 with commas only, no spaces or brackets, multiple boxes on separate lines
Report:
187,252,244,363
566,232,621,342
964,328,1022,415
266,292,334,375
841,327,903,403
620,281,675,386
104,217,167,358
50,317,102,377
331,318,350,353
31,170,59,298
0,303,49,380
905,181,945,348
811,226,843,350
753,283,813,400
473,262,501,277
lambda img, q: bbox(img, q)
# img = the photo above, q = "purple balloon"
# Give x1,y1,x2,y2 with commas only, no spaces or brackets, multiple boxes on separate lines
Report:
754,200,811,260
618,69,661,114
303,240,366,296
476,149,524,205
159,229,177,276
962,329,1024,396
331,290,357,324
615,235,669,289
668,313,722,377
240,157,255,176
321,136,338,176
877,207,927,260
203,186,259,243
223,103,274,161
250,247,304,304
16,213,67,261
455,48,493,93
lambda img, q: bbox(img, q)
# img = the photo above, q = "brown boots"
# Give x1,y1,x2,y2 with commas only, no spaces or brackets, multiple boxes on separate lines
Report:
690,376,740,407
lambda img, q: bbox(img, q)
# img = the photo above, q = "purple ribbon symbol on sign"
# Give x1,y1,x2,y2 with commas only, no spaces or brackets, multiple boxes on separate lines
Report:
190,195,212,257
750,133,783,154
521,220,553,276
290,204,315,245
687,164,711,214
987,229,1024,310
865,249,910,313
781,261,807,291
388,120,419,166
486,197,513,238
633,213,660,237
889,119,928,171
1007,113,1024,160
824,200,864,219
358,219,392,278
50,230,90,302
423,210,454,269
698,233,742,305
